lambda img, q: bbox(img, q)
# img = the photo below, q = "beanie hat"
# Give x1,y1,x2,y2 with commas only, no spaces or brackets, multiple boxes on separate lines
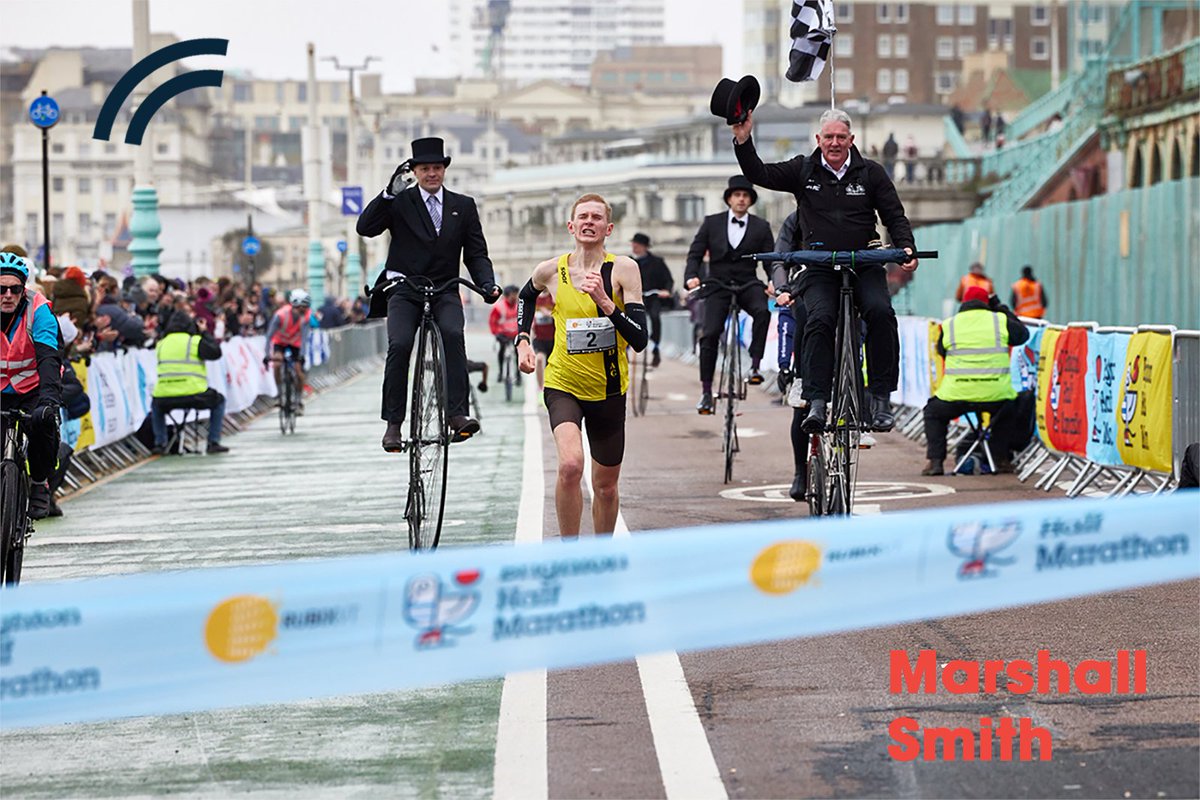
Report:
963,286,990,304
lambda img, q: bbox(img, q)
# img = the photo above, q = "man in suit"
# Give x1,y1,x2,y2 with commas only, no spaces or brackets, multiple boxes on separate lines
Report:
684,175,775,414
630,232,673,367
357,137,501,452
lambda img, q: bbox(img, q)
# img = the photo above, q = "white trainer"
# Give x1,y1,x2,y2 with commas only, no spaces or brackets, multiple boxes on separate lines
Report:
786,379,808,408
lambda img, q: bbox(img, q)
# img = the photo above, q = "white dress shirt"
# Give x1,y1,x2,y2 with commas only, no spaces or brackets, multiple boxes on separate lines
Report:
727,210,749,249
821,154,850,181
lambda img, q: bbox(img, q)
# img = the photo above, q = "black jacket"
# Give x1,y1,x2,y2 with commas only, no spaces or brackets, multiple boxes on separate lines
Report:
163,311,223,361
635,252,674,294
684,211,775,286
936,299,1030,357
735,139,914,253
356,185,495,318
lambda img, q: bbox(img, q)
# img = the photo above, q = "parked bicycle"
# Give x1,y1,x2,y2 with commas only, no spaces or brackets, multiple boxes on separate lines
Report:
368,274,491,551
1,408,33,586
748,247,936,515
691,278,765,483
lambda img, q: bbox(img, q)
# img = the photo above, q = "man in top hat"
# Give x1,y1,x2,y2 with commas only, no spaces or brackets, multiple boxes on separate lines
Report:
357,137,501,452
630,232,673,367
683,175,775,414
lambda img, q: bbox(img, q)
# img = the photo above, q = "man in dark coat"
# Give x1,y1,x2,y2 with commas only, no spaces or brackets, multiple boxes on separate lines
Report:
357,137,501,451
630,232,673,367
683,175,775,414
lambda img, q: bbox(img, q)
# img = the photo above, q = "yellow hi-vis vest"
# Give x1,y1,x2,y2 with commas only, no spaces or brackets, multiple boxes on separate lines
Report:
153,332,208,397
934,308,1015,403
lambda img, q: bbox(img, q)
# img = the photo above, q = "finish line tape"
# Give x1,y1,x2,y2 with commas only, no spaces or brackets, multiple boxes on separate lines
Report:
2,494,1196,729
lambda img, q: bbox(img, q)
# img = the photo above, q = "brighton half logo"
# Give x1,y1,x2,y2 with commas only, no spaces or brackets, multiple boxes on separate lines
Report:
947,520,1021,578
205,595,278,663
750,541,822,595
1121,355,1140,446
403,571,483,648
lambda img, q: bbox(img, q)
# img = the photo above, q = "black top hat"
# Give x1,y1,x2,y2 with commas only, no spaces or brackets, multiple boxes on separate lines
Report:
631,232,651,247
710,75,761,125
723,175,758,206
410,137,451,167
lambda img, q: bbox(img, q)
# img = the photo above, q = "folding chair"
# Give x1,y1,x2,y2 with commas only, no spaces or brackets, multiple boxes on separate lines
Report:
154,396,207,456
953,411,996,475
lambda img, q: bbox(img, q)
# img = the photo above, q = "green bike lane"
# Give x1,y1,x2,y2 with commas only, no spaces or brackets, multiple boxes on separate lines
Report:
0,332,527,799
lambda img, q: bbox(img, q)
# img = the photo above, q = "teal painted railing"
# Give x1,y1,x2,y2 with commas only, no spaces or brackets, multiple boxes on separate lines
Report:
904,178,1199,329
943,115,973,158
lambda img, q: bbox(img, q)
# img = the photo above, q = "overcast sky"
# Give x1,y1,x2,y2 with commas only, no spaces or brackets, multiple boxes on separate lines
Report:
1,0,746,92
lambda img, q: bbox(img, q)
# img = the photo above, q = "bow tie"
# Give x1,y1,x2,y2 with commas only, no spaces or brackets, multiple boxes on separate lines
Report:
731,217,745,227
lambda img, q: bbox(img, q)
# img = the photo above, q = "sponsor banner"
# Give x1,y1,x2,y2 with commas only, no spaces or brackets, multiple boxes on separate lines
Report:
70,360,95,451
85,353,135,448
1,494,1194,729
1117,331,1174,473
1010,325,1041,395
1046,328,1089,457
1036,328,1062,449
1085,331,1129,466
894,316,933,407
928,320,945,397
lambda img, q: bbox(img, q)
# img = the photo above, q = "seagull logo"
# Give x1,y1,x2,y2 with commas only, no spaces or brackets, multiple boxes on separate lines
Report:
403,570,482,648
947,520,1021,578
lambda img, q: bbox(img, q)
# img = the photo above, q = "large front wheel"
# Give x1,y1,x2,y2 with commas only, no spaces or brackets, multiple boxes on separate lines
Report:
1,460,29,586
406,323,449,551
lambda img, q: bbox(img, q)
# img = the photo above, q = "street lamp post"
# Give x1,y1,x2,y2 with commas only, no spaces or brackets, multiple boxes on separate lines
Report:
323,55,379,301
128,0,162,278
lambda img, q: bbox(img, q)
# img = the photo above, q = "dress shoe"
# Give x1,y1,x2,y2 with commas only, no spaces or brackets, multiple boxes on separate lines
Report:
747,368,764,385
449,415,481,441
800,399,828,434
789,472,807,502
382,422,405,452
921,459,945,476
28,481,51,520
696,392,714,415
207,442,230,454
869,393,895,432
651,349,661,368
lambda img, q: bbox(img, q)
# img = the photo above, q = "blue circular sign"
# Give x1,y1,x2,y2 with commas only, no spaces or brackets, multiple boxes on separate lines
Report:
29,95,60,129
242,236,261,256
336,239,348,253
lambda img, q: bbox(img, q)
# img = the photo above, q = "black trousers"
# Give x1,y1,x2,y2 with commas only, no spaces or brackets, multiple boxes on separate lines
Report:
698,285,770,384
645,294,665,349
383,291,469,423
923,398,1011,461
797,264,897,402
1,391,59,484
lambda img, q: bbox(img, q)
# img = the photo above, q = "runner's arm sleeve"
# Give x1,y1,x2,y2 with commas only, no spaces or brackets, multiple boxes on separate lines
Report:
608,303,648,352
516,279,539,336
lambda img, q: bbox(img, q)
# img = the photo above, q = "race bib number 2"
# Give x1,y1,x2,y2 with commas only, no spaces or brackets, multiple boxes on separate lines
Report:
566,317,616,354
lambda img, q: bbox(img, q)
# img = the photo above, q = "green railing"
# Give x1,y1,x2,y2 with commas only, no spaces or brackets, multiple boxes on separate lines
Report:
1005,70,1081,142
943,115,973,158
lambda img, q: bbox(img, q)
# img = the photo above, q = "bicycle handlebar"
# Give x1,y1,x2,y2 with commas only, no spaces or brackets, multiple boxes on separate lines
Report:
745,248,938,266
367,274,492,300
689,278,765,297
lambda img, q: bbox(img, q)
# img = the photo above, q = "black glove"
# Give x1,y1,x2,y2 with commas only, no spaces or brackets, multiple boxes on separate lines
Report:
987,294,1003,311
32,403,59,427
481,283,501,305
262,355,271,367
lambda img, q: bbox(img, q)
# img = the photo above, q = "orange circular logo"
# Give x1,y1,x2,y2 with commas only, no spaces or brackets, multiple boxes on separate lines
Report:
750,541,822,595
205,595,278,663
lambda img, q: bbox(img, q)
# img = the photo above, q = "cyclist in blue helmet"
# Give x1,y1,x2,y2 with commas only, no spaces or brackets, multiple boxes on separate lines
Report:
0,248,63,519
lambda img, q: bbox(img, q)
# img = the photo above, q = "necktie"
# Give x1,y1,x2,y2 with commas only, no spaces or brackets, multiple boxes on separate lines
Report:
732,217,745,227
427,195,442,234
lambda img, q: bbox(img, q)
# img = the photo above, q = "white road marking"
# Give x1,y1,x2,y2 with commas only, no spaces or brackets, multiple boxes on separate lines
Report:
720,480,957,504
667,392,688,402
583,432,728,800
493,378,548,800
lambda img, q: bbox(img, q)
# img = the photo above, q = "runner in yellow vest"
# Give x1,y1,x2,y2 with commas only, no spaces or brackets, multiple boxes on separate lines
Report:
150,310,230,455
513,193,648,537
920,285,1029,475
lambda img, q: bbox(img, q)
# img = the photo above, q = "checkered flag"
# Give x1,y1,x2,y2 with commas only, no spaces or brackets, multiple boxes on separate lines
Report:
786,0,837,82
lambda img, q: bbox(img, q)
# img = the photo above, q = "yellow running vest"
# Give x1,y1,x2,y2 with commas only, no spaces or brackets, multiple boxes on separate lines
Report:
544,253,629,401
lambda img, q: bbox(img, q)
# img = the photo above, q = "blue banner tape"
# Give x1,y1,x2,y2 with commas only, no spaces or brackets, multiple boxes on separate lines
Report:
1,494,1196,728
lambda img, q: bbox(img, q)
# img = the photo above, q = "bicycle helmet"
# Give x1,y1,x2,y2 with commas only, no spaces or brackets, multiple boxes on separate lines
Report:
289,289,311,308
0,251,30,282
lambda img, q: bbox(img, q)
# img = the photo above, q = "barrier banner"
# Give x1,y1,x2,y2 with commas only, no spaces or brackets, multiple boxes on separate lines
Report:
127,350,155,424
894,316,932,407
85,353,134,448
1010,325,1041,394
220,338,261,414
1085,331,1129,466
1117,331,1174,473
1036,328,1061,449
1046,328,1089,456
928,320,945,396
70,360,95,451
1,494,1195,729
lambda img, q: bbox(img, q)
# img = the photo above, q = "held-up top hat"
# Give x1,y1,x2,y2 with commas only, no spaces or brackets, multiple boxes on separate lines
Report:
631,232,651,247
709,75,761,125
723,175,758,206
410,137,451,167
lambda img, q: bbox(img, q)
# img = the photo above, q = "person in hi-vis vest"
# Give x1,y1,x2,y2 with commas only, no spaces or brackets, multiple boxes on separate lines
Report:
150,310,229,455
921,285,1029,476
1010,264,1047,319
